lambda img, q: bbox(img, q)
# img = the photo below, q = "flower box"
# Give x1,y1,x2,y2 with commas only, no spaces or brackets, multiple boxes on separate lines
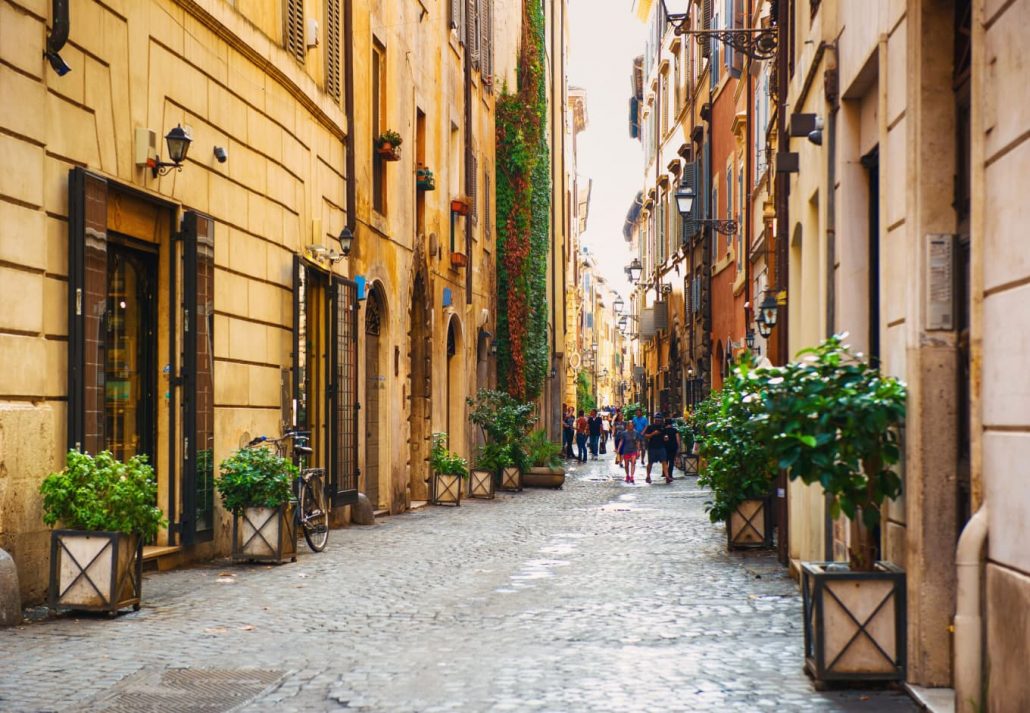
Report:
416,167,436,191
377,144,401,161
450,198,471,215
232,503,297,564
450,252,468,268
522,466,565,489
801,561,906,683
49,530,142,613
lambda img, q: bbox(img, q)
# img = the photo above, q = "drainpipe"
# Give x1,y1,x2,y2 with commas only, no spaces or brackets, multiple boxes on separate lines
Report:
44,0,71,75
954,506,988,713
343,0,356,236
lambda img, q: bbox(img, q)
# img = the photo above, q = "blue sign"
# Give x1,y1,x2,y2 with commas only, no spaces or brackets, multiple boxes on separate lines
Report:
355,275,366,300
442,287,453,307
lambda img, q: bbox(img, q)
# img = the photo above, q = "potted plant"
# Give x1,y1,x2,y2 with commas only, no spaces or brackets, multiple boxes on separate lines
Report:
691,359,775,549
450,195,472,216
218,447,297,564
467,389,537,493
522,430,565,488
449,251,468,268
429,433,467,506
40,450,165,613
757,335,907,683
374,130,403,161
416,165,436,191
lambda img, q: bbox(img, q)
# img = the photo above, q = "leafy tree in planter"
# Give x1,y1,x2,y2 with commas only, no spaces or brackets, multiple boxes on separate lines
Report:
429,433,468,478
217,448,296,514
467,389,537,470
755,335,906,571
690,357,774,523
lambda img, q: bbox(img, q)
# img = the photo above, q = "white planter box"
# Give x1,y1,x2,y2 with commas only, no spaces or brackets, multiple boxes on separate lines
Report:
432,473,463,506
499,467,522,492
727,498,772,548
802,561,906,682
232,503,297,564
468,469,495,499
49,530,142,613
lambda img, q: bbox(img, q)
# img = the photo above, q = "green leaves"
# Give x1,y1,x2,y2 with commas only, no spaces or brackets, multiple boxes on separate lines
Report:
40,450,166,539
524,429,562,468
430,433,469,478
216,447,296,513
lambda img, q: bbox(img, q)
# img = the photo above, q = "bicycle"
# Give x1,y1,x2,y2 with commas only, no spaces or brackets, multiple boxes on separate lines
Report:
245,429,330,552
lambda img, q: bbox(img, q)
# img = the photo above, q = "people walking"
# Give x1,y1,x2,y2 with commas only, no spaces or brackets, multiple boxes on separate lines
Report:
600,414,611,454
561,407,575,459
632,408,649,454
661,417,680,484
619,420,639,483
612,412,626,466
575,410,589,463
642,414,666,484
587,409,602,460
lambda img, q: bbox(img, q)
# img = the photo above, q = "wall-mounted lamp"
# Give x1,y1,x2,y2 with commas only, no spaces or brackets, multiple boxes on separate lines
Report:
213,146,228,163
746,330,756,349
149,124,192,177
660,283,673,296
613,296,625,313
338,226,355,256
628,259,643,283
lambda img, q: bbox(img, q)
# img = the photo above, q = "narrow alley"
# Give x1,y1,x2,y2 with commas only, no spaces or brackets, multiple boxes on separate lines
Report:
0,456,914,712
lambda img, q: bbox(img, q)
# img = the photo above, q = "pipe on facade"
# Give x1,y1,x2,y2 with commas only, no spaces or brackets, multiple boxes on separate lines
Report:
954,505,988,713
44,0,71,75
343,0,356,234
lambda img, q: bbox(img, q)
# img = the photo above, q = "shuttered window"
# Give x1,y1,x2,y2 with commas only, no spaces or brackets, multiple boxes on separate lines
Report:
481,0,494,88
484,169,491,239
467,0,480,67
450,0,461,30
285,0,305,63
325,0,341,101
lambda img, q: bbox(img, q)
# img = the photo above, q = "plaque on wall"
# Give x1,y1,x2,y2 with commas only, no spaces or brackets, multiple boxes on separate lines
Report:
926,234,955,331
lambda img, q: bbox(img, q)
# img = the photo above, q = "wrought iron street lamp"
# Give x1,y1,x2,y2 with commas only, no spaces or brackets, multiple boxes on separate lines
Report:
675,181,738,236
759,292,780,328
756,311,773,339
150,124,192,177
660,0,778,60
613,296,625,313
628,259,643,283
746,329,756,350
338,226,355,256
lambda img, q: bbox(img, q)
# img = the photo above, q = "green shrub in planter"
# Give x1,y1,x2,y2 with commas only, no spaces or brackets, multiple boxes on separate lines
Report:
40,450,165,539
217,448,296,513
524,429,562,469
474,441,514,473
690,358,774,525
755,335,907,571
429,433,468,478
467,388,537,471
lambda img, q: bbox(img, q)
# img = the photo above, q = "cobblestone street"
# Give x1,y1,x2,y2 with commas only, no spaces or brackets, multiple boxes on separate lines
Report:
0,454,916,712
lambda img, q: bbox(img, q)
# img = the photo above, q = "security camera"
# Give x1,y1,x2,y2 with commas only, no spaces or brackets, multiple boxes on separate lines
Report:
213,146,228,163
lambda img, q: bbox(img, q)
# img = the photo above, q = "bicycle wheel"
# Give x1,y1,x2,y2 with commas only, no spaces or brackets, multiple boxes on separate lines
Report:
299,471,330,552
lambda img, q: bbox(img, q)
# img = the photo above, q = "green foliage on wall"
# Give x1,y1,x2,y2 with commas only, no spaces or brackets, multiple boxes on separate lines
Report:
576,370,596,413
495,0,550,403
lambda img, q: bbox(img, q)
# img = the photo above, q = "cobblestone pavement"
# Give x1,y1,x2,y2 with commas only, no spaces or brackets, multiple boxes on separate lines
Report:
0,453,917,713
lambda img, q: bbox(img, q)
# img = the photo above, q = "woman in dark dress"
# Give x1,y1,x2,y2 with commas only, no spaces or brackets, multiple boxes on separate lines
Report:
642,415,666,484
661,419,681,483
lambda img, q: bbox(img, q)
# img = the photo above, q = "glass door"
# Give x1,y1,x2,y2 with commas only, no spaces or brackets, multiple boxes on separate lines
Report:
104,241,158,464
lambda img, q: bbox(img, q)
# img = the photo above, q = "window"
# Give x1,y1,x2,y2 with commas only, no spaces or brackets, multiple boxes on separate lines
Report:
284,0,305,63
481,0,494,88
325,0,341,101
737,163,744,271
726,163,733,258
657,193,666,264
372,40,386,214
711,184,719,256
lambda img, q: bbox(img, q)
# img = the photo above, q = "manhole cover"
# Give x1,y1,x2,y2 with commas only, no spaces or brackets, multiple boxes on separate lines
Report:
77,668,283,712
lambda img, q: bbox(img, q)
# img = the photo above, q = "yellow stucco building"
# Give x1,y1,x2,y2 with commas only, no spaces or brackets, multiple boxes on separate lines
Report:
0,0,515,605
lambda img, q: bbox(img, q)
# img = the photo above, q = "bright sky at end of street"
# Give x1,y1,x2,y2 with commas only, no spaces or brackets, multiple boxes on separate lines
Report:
567,1,646,301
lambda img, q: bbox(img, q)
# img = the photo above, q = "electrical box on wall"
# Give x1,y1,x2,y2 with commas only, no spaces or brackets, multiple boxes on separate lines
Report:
306,19,319,48
134,128,158,167
926,233,955,331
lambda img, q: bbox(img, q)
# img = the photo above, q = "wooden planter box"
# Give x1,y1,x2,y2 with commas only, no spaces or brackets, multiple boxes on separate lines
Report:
727,497,773,549
449,252,468,268
232,503,297,564
468,468,495,499
450,199,470,215
522,466,565,489
431,473,463,506
801,562,906,683
49,530,142,613
499,466,522,492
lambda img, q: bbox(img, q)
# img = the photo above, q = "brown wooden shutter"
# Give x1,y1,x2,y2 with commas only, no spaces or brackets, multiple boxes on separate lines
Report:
731,0,745,77
285,0,305,63
450,0,461,30
67,168,109,454
481,0,493,88
701,0,712,58
467,0,480,68
325,0,341,100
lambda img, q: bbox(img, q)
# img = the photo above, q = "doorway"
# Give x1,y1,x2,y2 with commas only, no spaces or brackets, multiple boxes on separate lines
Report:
364,285,384,509
104,240,158,465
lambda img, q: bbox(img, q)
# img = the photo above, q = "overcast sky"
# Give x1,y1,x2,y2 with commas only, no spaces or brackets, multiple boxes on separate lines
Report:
567,1,646,300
